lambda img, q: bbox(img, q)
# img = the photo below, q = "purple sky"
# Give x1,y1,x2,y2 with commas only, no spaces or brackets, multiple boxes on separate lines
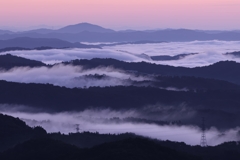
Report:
0,0,240,31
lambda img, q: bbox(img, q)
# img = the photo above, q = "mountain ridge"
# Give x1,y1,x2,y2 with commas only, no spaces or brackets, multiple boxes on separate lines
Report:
0,37,101,49
1,23,240,42
5,23,115,34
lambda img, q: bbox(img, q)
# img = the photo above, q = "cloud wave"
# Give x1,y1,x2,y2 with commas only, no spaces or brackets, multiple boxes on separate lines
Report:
2,40,240,67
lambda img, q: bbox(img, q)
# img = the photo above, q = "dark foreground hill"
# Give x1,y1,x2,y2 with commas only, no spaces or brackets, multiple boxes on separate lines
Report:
49,132,138,148
81,138,200,160
0,138,81,160
2,136,240,160
0,114,46,151
0,113,196,160
1,114,240,160
0,138,200,160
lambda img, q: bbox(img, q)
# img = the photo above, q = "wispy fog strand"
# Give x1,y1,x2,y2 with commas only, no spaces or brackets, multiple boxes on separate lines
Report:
0,65,150,88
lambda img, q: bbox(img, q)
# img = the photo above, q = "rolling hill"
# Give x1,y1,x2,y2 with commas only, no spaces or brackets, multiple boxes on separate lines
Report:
0,37,101,49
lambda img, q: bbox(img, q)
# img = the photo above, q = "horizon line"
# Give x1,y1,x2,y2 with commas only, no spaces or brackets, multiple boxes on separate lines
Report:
1,22,240,32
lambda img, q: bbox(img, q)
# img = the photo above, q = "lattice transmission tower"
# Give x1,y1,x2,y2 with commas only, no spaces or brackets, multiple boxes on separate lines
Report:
75,124,80,133
200,117,207,147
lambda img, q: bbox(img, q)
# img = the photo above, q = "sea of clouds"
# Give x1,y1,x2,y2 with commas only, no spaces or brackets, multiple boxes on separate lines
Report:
2,40,240,67
1,40,240,146
1,40,240,87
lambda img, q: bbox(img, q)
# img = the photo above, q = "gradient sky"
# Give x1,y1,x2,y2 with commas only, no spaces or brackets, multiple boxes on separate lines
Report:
0,0,240,31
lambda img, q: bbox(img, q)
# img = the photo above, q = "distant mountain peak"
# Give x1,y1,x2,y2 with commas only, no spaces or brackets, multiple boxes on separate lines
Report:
57,22,115,33
74,22,99,26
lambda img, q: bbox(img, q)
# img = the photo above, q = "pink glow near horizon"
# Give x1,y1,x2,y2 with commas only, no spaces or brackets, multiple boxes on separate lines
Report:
0,0,240,30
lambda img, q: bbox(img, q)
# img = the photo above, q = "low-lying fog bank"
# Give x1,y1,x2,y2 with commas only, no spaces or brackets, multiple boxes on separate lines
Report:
0,65,151,88
2,108,240,146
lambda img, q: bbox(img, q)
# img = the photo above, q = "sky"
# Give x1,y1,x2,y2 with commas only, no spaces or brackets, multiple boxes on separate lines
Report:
0,0,240,31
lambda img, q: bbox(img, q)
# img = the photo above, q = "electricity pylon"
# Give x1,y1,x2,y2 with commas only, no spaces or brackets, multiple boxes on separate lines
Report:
200,117,207,147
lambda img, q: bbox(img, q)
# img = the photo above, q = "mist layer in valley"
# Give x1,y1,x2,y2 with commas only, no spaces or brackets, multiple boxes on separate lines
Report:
2,107,240,146
1,40,240,67
0,65,151,88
